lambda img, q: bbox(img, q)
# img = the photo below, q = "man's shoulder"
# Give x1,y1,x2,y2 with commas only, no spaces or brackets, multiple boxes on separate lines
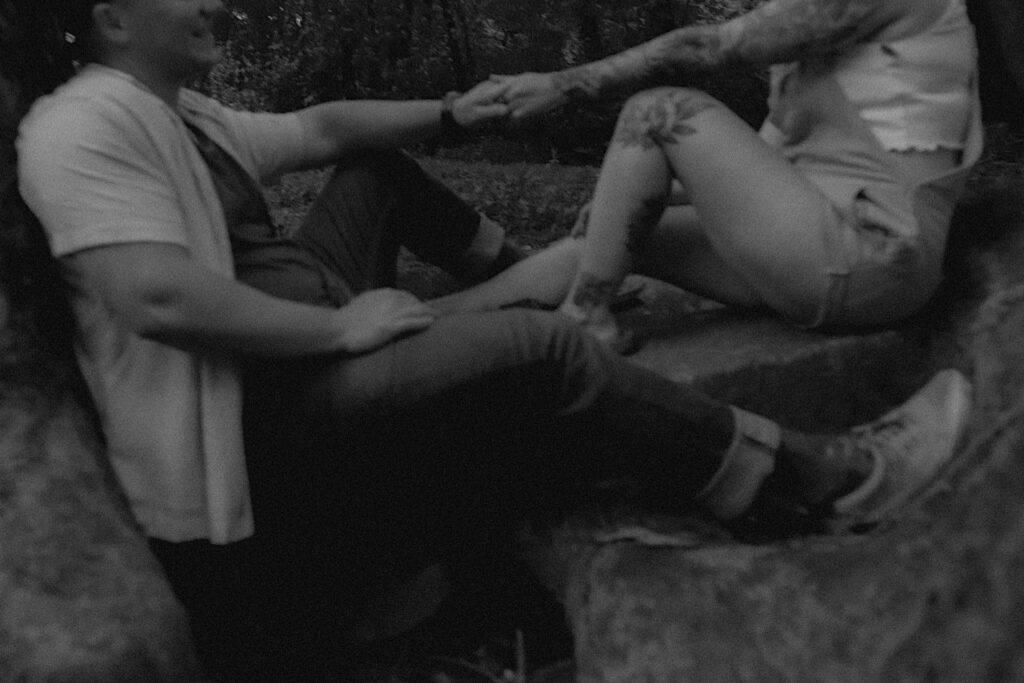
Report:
21,67,160,146
18,93,104,169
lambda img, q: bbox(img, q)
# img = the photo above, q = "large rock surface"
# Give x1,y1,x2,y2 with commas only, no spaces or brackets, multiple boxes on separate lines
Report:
0,353,202,681
524,185,1024,682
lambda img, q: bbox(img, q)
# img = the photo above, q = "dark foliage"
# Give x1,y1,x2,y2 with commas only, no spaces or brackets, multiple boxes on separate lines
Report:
205,0,769,165
0,1,79,368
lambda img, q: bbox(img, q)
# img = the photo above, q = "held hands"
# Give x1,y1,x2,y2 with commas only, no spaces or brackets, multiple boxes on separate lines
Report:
489,72,570,121
334,289,438,354
451,79,511,128
451,71,569,128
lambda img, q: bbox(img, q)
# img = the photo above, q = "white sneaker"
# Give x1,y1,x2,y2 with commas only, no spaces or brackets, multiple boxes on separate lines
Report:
829,369,972,531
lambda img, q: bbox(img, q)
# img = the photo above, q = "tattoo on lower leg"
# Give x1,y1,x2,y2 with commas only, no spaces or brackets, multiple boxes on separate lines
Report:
613,89,718,149
572,273,621,310
625,196,664,254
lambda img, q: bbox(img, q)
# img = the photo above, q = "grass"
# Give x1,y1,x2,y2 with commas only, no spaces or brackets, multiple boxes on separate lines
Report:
270,124,1024,251
268,157,600,250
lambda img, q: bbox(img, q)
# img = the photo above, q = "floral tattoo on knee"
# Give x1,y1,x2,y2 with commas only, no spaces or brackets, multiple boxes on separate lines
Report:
613,89,718,149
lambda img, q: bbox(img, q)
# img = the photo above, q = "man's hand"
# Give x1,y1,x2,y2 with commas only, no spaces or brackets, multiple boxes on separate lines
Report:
63,243,439,358
452,79,510,128
334,288,439,354
489,72,571,121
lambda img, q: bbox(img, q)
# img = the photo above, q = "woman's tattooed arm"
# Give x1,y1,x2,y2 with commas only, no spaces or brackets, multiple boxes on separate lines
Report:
552,0,902,101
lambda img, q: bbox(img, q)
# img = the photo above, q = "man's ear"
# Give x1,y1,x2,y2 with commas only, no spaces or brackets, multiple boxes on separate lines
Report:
91,2,130,47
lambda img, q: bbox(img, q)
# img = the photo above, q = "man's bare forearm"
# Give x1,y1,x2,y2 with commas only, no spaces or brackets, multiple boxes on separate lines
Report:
552,0,897,101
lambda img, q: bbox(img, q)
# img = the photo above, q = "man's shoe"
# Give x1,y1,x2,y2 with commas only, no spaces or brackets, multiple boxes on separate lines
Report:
828,369,972,532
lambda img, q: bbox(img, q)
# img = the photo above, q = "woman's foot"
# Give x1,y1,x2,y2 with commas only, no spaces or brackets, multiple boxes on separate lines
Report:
558,298,638,354
558,274,646,354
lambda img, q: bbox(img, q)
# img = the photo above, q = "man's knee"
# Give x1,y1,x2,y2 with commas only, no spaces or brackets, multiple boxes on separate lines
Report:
326,148,415,190
614,87,725,148
510,308,606,377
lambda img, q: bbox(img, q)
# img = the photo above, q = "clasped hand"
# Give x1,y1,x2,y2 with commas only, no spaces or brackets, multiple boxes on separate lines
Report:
451,72,569,127
488,73,569,120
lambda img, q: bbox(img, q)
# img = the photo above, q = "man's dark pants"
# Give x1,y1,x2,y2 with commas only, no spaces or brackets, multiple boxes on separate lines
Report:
152,151,735,680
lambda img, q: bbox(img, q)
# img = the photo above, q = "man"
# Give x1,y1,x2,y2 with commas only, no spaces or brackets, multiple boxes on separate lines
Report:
18,0,969,678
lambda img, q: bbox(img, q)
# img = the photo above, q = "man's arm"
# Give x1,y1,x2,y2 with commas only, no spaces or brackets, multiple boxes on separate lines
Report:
64,242,438,356
294,79,508,168
500,0,911,117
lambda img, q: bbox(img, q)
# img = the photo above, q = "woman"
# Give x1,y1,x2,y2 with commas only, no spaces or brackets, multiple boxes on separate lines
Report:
438,0,983,351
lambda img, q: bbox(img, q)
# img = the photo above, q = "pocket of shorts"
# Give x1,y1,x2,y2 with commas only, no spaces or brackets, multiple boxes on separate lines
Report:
848,187,920,269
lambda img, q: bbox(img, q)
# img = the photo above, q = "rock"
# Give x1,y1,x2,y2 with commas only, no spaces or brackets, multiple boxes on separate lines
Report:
0,381,202,681
523,183,1024,681
0,289,8,332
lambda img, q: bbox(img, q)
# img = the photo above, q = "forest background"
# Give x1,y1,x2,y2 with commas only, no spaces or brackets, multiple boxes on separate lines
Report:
196,0,1024,253
207,0,770,165
204,0,1023,167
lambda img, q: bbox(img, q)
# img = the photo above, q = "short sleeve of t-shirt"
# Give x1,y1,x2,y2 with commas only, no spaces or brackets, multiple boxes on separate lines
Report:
180,93,307,185
18,97,190,257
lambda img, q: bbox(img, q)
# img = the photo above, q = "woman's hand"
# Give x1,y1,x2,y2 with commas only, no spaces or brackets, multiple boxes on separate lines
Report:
334,289,439,354
452,79,510,128
490,72,571,121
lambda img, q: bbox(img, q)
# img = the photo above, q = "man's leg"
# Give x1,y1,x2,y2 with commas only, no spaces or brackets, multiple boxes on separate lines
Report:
242,306,966,664
254,309,864,531
294,149,522,291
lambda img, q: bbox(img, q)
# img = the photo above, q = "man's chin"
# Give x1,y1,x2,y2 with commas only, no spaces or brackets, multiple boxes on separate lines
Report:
190,49,224,78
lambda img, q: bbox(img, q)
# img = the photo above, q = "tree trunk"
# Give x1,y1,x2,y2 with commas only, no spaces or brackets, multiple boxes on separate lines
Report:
437,0,473,90
970,0,1024,130
0,4,202,679
572,0,603,63
986,0,1024,92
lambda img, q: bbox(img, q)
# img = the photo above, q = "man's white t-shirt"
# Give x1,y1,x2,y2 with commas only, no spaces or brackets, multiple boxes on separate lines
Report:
18,64,308,543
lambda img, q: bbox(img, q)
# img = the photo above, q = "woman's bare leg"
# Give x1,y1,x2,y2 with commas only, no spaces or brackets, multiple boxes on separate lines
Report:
634,205,765,307
556,116,672,345
559,87,837,343
432,237,583,313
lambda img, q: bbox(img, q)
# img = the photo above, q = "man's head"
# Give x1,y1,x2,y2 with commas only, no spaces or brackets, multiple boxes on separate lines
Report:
56,0,228,85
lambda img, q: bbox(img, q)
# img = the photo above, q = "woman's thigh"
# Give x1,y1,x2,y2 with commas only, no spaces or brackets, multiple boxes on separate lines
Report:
625,88,839,322
634,205,766,309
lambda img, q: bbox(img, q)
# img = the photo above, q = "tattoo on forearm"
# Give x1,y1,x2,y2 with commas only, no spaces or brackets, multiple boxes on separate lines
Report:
733,0,880,64
572,273,621,310
625,196,665,254
613,88,718,149
552,25,727,101
551,0,885,101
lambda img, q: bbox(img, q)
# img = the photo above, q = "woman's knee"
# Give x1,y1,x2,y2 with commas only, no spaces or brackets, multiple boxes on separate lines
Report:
615,87,726,147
